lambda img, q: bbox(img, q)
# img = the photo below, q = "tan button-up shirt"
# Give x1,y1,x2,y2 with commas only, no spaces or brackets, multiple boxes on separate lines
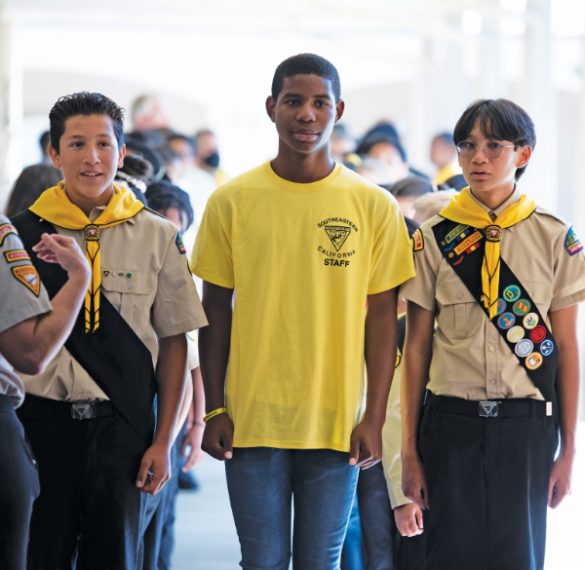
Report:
401,189,585,400
0,215,52,407
22,207,207,401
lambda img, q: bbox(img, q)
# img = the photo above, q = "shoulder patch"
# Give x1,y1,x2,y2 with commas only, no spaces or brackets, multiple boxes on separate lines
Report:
175,233,186,255
11,265,41,296
0,223,17,246
4,249,30,263
565,226,583,256
412,228,424,252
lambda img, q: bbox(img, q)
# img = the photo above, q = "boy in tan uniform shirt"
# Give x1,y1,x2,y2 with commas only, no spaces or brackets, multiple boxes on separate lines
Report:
401,99,585,570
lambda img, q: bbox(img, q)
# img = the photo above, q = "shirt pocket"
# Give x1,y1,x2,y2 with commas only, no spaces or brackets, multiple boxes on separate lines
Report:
436,277,479,339
100,269,156,323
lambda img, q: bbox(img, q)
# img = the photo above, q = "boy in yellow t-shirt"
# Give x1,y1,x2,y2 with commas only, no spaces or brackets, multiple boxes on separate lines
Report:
191,53,414,570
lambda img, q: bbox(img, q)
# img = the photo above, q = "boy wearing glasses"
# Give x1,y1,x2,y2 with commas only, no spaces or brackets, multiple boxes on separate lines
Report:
401,99,585,570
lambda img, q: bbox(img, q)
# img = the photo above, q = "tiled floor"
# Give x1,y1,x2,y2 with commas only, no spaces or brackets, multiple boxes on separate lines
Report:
173,422,585,570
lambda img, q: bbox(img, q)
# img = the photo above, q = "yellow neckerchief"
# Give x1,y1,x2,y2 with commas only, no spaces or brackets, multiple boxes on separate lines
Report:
29,182,144,332
439,187,535,319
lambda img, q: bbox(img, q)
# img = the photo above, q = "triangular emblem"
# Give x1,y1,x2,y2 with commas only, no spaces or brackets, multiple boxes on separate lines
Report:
324,225,351,252
11,265,41,296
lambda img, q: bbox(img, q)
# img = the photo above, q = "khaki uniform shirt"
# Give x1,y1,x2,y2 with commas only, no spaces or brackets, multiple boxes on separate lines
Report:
21,207,207,401
401,189,585,400
382,356,410,509
0,215,51,407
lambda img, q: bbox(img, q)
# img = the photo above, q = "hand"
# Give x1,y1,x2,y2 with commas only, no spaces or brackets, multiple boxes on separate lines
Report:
402,451,430,510
201,413,234,461
33,234,90,280
548,452,574,508
136,441,171,495
181,423,204,470
394,503,424,537
348,417,382,470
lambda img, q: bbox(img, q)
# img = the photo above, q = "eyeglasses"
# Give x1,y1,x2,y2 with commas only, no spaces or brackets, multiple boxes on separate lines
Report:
456,141,517,160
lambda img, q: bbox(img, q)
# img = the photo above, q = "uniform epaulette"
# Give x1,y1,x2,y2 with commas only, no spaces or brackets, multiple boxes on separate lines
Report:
532,206,569,228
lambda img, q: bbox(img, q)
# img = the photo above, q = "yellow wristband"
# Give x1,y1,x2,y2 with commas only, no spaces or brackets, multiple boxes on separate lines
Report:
203,407,227,423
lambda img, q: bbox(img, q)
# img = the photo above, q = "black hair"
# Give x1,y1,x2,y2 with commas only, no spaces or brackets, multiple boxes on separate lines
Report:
271,53,341,101
39,130,50,157
167,132,197,155
49,92,125,153
145,181,194,233
5,164,62,217
387,176,433,198
453,99,535,180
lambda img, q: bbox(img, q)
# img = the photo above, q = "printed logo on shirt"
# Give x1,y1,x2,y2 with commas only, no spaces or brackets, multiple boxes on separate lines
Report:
4,249,30,263
564,226,583,256
0,224,18,247
11,265,41,296
316,217,358,268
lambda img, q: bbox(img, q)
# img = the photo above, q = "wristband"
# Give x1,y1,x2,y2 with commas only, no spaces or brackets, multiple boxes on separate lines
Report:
203,407,227,423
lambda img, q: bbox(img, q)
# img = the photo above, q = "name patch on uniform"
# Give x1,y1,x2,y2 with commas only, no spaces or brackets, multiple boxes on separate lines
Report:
175,233,186,255
0,223,17,246
412,228,424,252
11,265,41,296
564,227,583,256
4,249,30,263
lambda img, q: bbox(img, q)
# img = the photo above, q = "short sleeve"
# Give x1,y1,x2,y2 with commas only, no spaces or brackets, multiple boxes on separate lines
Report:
399,224,438,312
0,219,51,333
550,225,585,311
153,230,208,338
368,195,416,295
190,192,235,289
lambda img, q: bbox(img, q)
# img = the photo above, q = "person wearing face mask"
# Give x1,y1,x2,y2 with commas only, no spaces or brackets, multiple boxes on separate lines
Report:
194,128,230,187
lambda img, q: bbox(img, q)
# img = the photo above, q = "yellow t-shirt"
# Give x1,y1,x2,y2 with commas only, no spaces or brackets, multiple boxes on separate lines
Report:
191,161,415,451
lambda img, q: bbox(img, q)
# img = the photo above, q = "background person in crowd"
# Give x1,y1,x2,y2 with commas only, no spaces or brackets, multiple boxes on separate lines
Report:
429,131,467,190
12,91,207,570
194,128,230,187
191,52,414,570
4,164,62,217
38,130,52,164
401,98,585,570
0,218,90,570
386,176,433,219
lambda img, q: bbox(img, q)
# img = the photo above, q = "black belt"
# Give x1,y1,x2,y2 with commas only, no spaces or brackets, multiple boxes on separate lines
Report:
426,393,553,418
18,394,116,421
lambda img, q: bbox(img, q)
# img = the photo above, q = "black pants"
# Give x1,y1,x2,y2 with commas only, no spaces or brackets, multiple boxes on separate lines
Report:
0,398,40,570
418,397,558,570
19,396,150,570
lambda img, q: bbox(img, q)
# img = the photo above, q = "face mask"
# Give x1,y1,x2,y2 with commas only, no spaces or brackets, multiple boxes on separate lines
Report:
203,151,220,168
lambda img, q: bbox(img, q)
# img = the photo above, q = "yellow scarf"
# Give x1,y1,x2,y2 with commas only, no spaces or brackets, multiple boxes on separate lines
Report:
29,182,144,332
440,187,535,319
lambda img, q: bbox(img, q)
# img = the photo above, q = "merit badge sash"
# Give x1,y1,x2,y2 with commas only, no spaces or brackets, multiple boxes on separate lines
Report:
12,210,156,443
432,219,557,401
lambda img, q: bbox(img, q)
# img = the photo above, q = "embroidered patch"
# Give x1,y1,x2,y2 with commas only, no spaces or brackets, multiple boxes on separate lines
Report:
540,339,555,357
530,325,547,344
512,299,531,316
175,233,186,255
525,352,543,371
4,249,30,263
503,285,521,303
11,265,41,296
522,313,539,330
412,228,424,252
506,326,525,344
497,312,516,330
495,298,507,316
564,226,583,256
0,223,17,246
515,339,534,358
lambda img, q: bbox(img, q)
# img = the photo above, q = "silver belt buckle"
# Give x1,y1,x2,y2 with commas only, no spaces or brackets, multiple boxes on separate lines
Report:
71,402,95,420
478,400,499,417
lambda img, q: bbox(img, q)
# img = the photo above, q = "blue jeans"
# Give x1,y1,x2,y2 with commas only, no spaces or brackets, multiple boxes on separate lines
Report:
225,448,359,570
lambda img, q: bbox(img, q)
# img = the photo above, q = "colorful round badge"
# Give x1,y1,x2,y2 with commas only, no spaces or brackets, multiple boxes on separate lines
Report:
512,299,531,316
523,313,539,330
525,352,543,370
515,339,534,358
506,326,525,343
497,312,516,330
503,285,521,303
540,339,555,357
530,325,547,344
495,298,507,316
